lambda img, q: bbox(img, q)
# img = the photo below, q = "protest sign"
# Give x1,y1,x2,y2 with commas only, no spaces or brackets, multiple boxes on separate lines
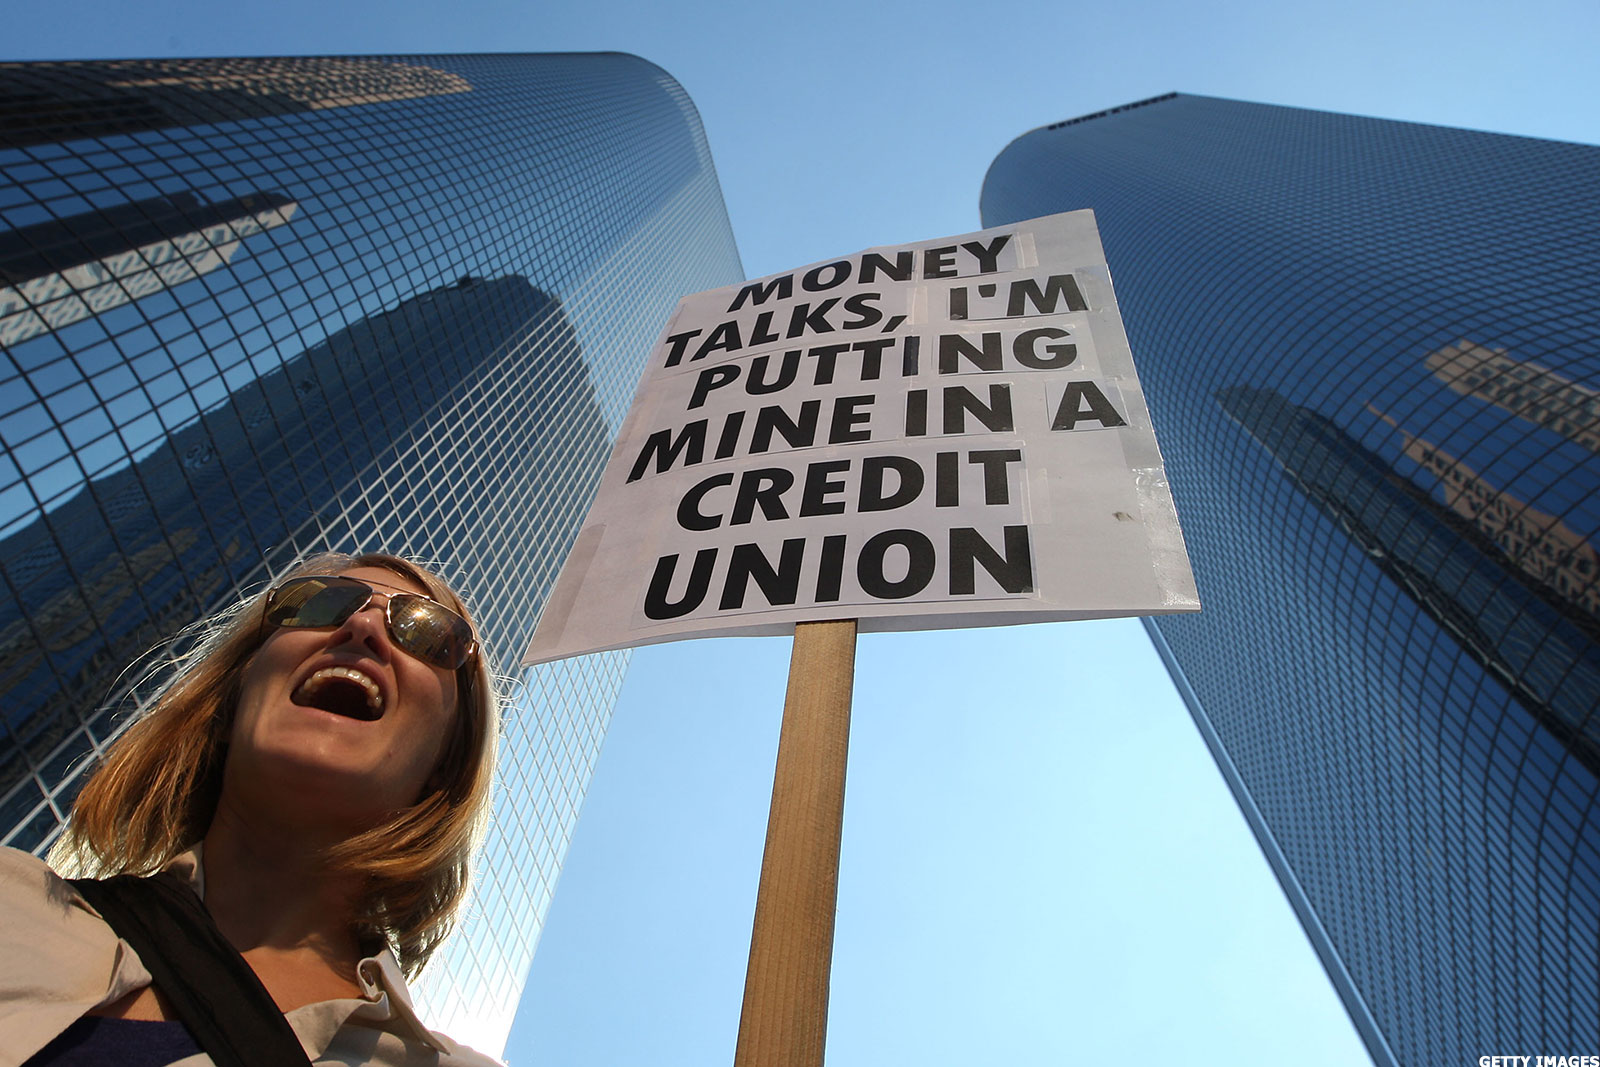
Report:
524,210,1198,666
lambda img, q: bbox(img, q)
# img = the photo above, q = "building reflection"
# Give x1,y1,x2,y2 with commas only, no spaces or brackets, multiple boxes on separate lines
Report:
0,191,297,346
1426,340,1600,455
0,58,472,148
1217,385,1600,774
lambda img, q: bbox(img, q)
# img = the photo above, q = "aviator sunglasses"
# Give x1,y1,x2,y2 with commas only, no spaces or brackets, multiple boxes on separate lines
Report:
262,575,478,670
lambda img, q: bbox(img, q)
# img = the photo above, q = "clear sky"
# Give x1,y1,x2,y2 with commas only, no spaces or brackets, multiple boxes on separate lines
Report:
10,1,1598,1064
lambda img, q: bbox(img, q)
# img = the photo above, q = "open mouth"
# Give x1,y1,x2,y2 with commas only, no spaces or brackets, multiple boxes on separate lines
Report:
292,666,385,721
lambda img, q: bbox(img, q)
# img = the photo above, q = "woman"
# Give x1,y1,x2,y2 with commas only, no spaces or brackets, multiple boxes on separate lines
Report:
0,552,502,1066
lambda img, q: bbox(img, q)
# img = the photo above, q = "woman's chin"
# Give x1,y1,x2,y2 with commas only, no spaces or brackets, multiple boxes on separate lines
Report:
216,760,421,840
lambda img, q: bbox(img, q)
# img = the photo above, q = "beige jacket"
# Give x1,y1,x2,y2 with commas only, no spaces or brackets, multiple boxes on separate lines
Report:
0,846,500,1067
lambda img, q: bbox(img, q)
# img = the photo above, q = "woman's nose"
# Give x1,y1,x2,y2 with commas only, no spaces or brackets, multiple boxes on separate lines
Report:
333,597,392,655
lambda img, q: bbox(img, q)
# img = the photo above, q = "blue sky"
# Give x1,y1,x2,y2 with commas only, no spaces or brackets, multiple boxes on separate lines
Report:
11,1,1598,1063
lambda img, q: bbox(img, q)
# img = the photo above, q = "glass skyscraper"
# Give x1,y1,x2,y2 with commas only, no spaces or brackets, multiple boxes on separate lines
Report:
982,95,1598,1065
0,54,742,1053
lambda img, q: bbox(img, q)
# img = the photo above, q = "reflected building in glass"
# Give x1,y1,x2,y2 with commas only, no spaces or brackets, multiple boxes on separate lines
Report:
982,96,1599,1064
0,55,743,1054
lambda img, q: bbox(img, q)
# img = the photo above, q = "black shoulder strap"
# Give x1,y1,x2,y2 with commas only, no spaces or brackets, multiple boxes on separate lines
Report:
70,873,315,1067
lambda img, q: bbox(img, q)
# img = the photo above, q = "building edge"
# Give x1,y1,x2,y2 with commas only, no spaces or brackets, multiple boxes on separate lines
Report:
607,51,746,282
1141,617,1398,1067
978,92,1182,213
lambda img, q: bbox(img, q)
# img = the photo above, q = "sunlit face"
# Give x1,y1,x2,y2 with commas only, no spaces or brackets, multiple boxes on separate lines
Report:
222,566,461,836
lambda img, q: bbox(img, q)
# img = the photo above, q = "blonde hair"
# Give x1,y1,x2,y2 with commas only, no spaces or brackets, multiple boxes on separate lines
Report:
52,552,499,977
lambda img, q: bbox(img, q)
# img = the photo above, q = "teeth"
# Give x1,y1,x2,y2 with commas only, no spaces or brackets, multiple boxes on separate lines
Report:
298,666,383,714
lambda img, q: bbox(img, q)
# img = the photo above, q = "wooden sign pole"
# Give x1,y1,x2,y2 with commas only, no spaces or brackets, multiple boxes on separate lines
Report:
733,618,859,1067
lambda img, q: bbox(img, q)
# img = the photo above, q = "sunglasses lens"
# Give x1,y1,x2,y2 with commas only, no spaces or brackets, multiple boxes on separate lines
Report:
389,594,474,670
265,576,371,628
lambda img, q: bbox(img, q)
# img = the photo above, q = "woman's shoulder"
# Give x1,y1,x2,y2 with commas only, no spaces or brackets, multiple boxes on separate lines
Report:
0,844,124,960
0,847,137,1066
1,842,57,879
0,844,85,916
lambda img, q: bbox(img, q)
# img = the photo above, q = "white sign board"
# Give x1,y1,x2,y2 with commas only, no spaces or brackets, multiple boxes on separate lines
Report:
524,211,1198,665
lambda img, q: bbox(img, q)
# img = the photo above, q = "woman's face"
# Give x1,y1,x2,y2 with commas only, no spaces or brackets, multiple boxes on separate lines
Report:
223,566,462,835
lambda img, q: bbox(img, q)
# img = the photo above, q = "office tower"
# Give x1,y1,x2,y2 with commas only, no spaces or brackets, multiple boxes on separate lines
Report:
0,55,743,1053
981,95,1598,1065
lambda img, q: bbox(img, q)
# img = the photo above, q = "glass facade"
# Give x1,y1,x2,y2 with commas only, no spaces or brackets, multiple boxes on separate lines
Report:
0,54,743,1054
981,95,1599,1065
